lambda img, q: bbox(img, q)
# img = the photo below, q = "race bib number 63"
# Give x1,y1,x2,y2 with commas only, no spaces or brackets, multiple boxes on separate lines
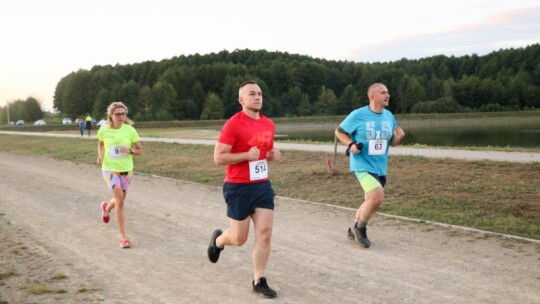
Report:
368,140,387,155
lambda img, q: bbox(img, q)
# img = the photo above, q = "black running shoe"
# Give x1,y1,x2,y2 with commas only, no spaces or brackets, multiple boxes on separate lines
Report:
207,229,223,263
348,226,371,248
253,277,277,298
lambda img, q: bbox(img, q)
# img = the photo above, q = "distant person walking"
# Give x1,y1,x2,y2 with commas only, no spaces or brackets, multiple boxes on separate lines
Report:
96,102,142,249
85,113,93,137
207,80,282,298
78,117,84,137
335,83,405,248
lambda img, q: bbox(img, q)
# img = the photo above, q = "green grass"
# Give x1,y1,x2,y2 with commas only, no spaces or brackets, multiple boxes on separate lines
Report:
1,133,539,240
51,273,68,280
28,283,53,295
0,271,17,280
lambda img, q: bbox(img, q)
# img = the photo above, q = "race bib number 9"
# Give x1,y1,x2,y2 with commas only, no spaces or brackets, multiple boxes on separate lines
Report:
249,159,268,181
368,140,387,155
109,146,127,159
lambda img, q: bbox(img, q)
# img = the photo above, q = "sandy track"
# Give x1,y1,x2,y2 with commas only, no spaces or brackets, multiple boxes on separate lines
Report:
0,151,539,303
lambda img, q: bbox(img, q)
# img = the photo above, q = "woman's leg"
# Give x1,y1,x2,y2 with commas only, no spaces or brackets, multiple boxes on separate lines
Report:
110,187,128,239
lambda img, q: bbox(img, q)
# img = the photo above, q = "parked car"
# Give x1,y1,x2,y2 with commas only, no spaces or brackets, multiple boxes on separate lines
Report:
62,118,72,125
33,119,46,126
16,120,25,126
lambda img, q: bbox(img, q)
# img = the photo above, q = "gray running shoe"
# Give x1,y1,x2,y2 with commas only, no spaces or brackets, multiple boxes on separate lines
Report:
347,226,371,248
207,229,223,263
253,277,277,298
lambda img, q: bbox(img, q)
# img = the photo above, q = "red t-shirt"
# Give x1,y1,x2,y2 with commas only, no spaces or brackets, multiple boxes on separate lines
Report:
218,111,275,183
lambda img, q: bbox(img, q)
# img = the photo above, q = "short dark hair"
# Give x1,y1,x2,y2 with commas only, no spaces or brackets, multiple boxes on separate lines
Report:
239,80,258,89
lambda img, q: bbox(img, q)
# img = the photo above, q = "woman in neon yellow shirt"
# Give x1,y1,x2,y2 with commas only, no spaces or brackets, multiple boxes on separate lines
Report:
85,113,93,137
96,102,142,249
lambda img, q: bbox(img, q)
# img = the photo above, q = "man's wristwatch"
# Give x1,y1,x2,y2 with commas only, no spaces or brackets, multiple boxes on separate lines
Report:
129,148,134,154
345,142,363,156
345,142,353,156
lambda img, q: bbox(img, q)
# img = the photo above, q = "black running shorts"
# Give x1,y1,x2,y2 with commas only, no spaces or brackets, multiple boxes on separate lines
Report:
223,181,275,221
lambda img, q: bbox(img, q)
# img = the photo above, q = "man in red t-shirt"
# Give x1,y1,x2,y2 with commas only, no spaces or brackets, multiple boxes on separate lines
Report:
207,80,281,298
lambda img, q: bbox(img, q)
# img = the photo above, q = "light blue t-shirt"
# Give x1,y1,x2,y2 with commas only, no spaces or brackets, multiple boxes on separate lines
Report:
339,106,398,176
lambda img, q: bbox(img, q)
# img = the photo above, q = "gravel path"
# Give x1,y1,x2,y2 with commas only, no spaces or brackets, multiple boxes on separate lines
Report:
1,151,539,303
1,130,539,163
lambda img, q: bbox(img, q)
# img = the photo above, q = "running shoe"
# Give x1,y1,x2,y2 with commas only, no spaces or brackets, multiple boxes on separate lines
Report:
101,201,110,224
253,277,277,298
347,226,371,248
207,229,223,263
120,239,131,249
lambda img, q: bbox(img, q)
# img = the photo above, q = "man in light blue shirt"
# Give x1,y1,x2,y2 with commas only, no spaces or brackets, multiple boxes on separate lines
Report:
335,83,405,248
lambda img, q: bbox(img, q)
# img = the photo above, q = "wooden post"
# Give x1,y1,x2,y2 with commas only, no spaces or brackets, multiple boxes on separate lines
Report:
331,135,338,174
326,153,332,173
326,136,340,174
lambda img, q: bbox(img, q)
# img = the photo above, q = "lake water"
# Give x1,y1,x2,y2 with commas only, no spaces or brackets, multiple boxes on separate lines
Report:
277,122,540,149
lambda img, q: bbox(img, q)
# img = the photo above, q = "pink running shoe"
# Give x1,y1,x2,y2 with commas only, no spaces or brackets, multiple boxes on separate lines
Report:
101,201,110,224
120,239,131,249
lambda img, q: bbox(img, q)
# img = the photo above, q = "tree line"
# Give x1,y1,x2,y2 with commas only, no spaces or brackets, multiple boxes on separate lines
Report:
0,97,44,124
2,44,539,123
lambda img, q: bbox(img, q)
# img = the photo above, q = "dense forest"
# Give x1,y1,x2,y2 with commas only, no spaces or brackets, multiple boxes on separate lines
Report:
2,44,539,123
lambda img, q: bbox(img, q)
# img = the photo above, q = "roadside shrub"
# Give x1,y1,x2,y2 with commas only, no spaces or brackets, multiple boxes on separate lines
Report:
478,103,520,112
411,97,465,113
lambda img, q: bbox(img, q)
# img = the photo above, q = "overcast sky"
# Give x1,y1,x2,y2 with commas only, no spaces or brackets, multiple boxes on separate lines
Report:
1,0,539,111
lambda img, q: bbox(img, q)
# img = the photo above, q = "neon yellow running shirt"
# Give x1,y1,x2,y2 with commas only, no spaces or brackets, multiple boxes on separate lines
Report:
97,124,140,172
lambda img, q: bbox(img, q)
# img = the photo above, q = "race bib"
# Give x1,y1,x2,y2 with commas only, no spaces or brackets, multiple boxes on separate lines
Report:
368,140,387,155
109,146,128,159
249,159,268,181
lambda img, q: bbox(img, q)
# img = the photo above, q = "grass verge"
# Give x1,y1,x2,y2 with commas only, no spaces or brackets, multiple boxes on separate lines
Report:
1,134,538,240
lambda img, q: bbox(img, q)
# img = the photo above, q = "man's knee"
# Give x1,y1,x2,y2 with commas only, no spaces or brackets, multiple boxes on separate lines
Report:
230,233,248,246
367,189,384,207
255,226,273,244
373,196,384,207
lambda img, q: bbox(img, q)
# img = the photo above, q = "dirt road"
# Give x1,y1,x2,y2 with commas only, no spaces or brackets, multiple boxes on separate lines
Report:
0,151,539,303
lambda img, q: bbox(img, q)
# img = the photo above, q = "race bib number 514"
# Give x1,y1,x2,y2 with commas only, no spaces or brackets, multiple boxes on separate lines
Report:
249,160,268,181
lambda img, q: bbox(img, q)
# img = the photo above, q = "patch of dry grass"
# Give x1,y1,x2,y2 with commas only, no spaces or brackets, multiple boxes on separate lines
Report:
27,283,54,295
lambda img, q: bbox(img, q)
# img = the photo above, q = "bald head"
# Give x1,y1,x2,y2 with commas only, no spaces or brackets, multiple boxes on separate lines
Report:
366,83,390,112
367,83,385,100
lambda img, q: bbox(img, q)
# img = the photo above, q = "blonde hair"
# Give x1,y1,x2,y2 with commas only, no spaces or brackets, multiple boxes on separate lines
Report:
106,101,134,125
